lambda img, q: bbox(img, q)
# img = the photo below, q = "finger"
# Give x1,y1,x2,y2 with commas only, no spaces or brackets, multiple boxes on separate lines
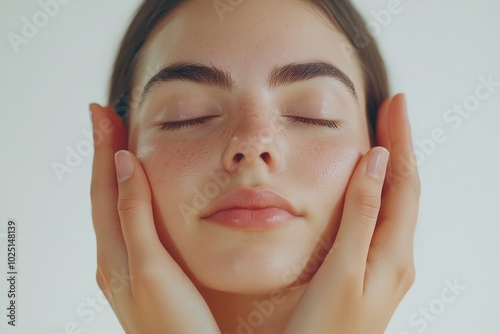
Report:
375,94,420,246
386,94,419,188
90,103,129,277
321,147,389,287
376,97,392,151
368,94,420,292
114,150,169,270
376,97,394,190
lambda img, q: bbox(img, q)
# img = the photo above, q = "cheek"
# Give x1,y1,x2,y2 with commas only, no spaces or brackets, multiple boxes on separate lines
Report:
310,143,361,194
313,143,361,228
133,139,221,225
289,137,363,230
137,139,209,186
288,136,362,197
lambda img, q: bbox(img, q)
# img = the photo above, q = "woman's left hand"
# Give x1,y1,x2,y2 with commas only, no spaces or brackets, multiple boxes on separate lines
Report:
284,94,420,334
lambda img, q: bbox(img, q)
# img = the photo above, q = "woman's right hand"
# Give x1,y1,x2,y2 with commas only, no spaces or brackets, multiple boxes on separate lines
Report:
89,103,220,334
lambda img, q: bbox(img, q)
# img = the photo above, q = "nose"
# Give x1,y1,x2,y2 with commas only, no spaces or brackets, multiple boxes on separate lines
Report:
222,112,283,175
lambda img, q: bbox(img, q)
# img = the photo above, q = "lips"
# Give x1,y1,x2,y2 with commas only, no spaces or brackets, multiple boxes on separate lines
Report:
200,188,301,230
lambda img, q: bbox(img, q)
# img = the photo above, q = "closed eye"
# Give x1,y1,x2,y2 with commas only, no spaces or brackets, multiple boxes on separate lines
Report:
287,116,341,129
159,115,340,131
159,116,217,131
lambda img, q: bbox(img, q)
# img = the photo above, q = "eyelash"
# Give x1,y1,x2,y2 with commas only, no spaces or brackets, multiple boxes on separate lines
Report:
159,116,214,131
159,116,340,131
288,116,340,129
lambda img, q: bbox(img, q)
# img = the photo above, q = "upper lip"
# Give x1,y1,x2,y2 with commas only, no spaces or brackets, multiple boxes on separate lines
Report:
201,187,300,218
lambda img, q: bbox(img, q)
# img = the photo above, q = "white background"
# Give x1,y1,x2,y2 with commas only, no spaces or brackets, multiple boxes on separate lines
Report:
1,0,499,333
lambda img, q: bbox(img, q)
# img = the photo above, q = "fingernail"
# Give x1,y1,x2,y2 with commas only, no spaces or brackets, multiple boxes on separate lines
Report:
115,151,135,182
366,147,389,179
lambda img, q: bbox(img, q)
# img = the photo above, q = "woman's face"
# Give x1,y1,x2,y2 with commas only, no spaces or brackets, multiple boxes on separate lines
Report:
127,0,371,293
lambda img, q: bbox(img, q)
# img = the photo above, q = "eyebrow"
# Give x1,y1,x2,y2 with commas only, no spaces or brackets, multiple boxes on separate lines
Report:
140,61,233,106
139,60,357,106
268,61,357,98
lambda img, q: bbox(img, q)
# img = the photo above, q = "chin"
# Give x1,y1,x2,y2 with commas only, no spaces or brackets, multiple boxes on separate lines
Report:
186,243,318,294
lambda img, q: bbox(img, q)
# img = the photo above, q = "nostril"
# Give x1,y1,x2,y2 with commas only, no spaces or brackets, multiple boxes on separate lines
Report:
260,152,270,163
234,153,244,163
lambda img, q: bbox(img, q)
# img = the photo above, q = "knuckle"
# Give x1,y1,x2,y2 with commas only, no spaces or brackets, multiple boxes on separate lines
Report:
117,196,143,221
96,270,106,290
96,270,114,303
353,192,381,219
394,261,416,291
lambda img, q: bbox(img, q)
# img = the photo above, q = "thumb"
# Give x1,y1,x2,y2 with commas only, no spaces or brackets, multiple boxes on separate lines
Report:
327,147,389,281
114,150,163,266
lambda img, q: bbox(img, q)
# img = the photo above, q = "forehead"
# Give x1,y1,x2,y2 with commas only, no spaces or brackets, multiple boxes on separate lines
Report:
132,0,365,107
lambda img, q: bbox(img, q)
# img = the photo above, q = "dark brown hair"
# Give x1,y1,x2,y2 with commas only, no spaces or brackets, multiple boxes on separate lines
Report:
108,0,389,139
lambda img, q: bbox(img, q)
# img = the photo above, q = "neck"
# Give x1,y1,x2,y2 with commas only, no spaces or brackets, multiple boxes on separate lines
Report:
198,284,306,334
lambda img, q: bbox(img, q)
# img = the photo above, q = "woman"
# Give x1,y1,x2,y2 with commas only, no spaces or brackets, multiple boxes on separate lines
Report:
90,0,420,332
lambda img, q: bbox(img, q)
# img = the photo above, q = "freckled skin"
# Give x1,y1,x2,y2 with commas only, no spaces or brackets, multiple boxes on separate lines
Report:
127,0,371,295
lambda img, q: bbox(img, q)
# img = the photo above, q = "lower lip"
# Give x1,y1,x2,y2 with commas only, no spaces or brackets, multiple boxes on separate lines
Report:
204,208,295,230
